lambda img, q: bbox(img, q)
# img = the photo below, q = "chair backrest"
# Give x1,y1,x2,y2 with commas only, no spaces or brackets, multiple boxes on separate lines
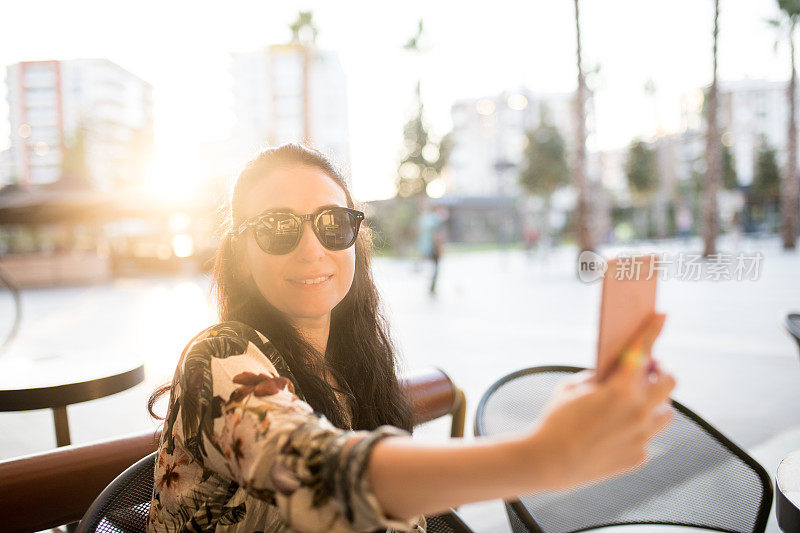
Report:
0,430,160,533
75,452,156,533
474,366,773,533
783,312,800,352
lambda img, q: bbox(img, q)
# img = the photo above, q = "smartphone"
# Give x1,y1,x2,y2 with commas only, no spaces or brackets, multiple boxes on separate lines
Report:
596,254,663,381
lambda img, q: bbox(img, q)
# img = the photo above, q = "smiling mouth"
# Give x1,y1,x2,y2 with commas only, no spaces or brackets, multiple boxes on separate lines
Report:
289,275,333,286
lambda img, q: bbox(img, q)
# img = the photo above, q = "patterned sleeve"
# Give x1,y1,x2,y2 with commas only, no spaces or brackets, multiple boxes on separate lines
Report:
166,321,420,532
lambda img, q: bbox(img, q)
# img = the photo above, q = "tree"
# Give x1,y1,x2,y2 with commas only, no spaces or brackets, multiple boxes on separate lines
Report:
289,11,318,45
702,0,722,256
770,0,800,248
288,11,318,144
754,141,781,199
395,89,450,198
625,140,659,239
520,115,570,243
752,139,782,229
395,19,450,198
572,0,594,253
626,141,659,196
721,143,738,190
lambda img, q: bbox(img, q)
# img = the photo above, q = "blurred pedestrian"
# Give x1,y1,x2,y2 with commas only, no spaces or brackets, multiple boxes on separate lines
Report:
417,206,446,295
676,203,693,243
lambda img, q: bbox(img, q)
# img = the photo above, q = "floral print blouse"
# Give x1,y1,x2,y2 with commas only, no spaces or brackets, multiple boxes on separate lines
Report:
148,321,425,532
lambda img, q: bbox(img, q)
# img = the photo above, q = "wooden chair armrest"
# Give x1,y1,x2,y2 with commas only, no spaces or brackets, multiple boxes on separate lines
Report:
0,429,160,532
401,367,466,437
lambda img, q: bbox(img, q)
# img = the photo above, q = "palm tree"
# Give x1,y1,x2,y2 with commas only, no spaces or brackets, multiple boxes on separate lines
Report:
573,0,594,253
770,0,800,249
702,0,722,256
288,11,319,144
289,11,318,45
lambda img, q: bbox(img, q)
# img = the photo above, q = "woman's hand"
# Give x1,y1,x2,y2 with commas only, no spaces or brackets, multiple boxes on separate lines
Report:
367,359,675,520
521,359,676,491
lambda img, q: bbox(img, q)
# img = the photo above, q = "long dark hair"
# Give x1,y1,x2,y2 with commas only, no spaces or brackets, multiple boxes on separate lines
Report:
148,144,414,432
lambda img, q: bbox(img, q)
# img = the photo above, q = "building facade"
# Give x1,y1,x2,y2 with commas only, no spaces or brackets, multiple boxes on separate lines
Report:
681,79,799,187
231,44,350,170
446,89,596,198
5,59,153,189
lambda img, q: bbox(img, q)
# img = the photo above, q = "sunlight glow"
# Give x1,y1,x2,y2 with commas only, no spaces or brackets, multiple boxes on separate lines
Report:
172,234,194,258
476,99,495,116
426,178,446,198
507,94,528,111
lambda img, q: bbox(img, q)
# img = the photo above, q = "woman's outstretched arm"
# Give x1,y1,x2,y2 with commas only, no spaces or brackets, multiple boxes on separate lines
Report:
368,360,675,520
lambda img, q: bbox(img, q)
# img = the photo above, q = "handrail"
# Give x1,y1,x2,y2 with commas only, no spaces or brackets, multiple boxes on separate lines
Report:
0,366,464,532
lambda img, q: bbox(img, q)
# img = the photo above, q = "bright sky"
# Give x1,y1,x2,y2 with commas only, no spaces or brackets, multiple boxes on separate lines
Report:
0,0,794,201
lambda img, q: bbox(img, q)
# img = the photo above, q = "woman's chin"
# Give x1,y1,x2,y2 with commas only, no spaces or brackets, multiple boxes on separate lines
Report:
285,303,336,322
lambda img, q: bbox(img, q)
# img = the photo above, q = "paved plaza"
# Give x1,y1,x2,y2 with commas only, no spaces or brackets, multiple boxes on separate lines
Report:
1,236,799,532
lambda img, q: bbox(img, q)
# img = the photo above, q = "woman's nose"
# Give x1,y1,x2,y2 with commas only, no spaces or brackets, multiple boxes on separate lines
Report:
293,220,326,261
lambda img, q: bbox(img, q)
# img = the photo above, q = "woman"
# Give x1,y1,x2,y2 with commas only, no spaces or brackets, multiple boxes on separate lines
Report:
147,143,675,533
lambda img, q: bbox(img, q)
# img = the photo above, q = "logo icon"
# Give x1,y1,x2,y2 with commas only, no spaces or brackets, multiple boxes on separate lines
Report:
577,251,607,283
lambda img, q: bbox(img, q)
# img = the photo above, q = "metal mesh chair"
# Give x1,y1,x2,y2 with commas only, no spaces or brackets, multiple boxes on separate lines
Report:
783,312,800,354
474,366,773,533
75,452,155,533
75,450,472,532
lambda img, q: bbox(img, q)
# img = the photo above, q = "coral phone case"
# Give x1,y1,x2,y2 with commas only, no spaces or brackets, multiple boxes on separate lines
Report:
596,255,661,381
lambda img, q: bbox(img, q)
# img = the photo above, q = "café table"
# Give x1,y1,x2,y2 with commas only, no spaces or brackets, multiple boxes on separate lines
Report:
777,449,800,533
0,350,144,447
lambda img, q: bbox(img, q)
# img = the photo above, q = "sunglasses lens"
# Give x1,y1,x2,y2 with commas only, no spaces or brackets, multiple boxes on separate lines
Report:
253,214,300,254
315,209,359,250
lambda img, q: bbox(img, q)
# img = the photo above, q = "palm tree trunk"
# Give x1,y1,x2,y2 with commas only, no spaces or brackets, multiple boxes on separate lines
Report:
573,0,594,253
782,22,799,249
302,46,312,146
703,0,721,256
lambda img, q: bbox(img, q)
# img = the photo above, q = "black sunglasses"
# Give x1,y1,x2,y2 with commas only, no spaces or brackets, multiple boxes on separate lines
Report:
234,206,365,255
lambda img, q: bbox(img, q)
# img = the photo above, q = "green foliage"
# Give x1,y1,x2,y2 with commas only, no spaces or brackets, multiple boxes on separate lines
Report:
519,117,569,198
403,19,425,52
289,11,317,45
395,19,448,198
395,87,450,198
625,140,658,198
753,139,781,200
778,0,800,18
721,143,738,189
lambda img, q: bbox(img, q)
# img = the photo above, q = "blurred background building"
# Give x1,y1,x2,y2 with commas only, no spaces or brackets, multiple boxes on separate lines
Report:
682,79,799,186
447,89,589,197
231,43,350,170
5,59,154,189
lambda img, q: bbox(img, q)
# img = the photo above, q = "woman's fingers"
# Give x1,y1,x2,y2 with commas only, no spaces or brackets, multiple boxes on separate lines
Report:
606,352,649,391
643,403,673,438
642,370,676,411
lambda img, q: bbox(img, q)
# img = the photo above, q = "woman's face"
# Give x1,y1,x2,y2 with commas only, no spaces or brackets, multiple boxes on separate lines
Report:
239,164,356,323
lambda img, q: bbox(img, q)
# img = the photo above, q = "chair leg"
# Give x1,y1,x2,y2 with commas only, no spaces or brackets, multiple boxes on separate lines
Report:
450,389,466,438
53,406,72,447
